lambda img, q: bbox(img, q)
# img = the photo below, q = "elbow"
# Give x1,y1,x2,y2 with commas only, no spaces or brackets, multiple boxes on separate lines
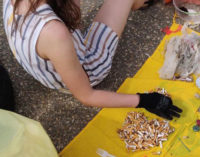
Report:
78,96,95,107
76,90,95,107
78,96,90,106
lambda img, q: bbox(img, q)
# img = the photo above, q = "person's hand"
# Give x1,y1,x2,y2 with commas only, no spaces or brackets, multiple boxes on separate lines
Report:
137,92,182,120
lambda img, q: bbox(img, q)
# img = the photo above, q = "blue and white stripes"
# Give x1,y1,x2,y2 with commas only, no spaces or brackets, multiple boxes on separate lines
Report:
3,0,119,89
81,22,119,86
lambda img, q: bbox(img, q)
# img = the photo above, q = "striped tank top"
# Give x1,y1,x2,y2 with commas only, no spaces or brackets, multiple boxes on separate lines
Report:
3,0,119,89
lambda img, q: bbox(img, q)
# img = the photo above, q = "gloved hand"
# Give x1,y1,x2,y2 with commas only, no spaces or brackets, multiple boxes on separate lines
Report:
137,92,182,120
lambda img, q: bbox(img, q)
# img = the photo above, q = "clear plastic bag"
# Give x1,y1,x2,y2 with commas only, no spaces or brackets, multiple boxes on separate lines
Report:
159,29,200,79
0,109,58,157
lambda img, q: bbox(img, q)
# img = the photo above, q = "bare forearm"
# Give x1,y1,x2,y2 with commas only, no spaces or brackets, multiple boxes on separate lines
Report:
83,90,140,108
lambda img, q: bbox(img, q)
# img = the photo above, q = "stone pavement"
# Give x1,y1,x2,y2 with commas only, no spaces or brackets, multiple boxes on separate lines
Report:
0,0,174,152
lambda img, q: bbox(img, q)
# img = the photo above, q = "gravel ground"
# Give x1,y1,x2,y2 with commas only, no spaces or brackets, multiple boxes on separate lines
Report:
0,0,174,153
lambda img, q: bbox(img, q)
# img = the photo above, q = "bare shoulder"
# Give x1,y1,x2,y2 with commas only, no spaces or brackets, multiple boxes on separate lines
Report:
37,20,73,59
40,20,71,41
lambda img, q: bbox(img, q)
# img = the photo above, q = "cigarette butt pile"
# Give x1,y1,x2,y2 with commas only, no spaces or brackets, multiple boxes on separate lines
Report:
118,112,174,152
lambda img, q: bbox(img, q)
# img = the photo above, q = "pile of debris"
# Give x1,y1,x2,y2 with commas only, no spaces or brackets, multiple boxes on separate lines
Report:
159,28,200,81
118,112,174,152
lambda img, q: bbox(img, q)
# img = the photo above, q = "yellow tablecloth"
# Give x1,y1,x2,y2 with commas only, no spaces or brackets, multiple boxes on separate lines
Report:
60,23,200,157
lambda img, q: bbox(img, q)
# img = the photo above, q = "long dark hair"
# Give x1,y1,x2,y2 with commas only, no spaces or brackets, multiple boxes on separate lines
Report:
13,0,81,31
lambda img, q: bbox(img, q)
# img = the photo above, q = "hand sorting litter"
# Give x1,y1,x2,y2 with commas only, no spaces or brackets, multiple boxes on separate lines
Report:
137,92,182,120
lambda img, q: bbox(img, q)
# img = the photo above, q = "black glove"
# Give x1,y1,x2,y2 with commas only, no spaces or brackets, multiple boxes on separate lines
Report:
137,92,182,120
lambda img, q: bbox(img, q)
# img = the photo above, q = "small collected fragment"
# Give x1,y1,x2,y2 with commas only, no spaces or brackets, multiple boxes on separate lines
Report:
178,138,191,152
193,125,200,132
173,76,193,82
154,87,170,97
183,136,189,139
162,25,182,35
118,112,174,152
149,87,170,97
195,93,200,99
192,119,200,132
196,77,200,89
96,148,116,157
152,151,162,155
196,120,200,127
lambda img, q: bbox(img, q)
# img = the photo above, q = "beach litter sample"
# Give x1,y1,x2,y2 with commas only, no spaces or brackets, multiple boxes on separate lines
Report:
159,28,200,81
118,112,174,152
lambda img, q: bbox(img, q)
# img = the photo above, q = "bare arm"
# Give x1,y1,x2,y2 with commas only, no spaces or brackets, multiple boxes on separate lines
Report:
37,20,139,108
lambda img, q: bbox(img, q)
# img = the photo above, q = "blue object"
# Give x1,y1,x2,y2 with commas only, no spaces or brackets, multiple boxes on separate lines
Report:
193,125,200,132
196,77,200,89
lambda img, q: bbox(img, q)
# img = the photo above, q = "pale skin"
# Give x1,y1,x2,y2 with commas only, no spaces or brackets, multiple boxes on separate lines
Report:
14,0,148,108
184,0,200,4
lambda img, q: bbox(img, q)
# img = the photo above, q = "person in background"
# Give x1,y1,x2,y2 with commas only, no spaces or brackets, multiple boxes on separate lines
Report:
0,64,15,111
3,0,182,120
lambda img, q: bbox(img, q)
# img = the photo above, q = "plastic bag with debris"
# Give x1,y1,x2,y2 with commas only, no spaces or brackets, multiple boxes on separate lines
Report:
159,30,200,80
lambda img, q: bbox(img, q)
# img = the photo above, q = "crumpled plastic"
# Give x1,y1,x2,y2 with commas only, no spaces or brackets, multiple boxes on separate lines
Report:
159,26,200,79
